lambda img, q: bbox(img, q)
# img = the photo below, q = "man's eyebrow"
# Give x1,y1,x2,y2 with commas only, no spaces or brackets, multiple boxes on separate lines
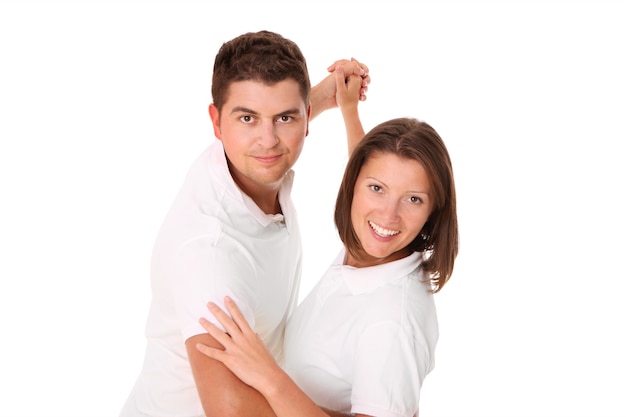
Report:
277,107,304,116
230,106,303,118
230,106,258,115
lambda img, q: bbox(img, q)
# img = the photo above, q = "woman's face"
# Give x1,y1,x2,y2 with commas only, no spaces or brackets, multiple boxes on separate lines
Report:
346,151,433,268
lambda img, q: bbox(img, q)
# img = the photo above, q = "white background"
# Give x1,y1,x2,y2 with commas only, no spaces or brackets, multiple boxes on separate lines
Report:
1,1,625,416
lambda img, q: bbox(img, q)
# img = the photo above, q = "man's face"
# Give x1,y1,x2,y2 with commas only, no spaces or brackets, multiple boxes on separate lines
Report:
209,79,309,197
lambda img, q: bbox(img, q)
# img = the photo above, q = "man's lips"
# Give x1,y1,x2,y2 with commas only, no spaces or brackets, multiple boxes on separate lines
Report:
253,154,282,164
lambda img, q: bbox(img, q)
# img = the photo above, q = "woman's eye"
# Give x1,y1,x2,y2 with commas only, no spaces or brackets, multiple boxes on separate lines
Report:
369,184,382,192
409,196,422,204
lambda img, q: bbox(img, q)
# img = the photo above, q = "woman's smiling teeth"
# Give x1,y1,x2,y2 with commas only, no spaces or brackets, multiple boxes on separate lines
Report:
368,220,400,237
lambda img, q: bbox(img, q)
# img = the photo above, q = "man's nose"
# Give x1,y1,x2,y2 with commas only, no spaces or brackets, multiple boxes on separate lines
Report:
257,120,279,147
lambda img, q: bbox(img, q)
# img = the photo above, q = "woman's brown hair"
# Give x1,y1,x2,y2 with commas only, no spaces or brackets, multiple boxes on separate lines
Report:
335,118,458,292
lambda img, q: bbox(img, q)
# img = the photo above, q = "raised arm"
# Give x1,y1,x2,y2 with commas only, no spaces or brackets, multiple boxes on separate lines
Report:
334,66,366,156
309,58,370,121
196,297,357,417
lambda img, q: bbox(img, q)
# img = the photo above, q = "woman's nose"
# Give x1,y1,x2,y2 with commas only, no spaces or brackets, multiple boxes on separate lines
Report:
380,199,400,221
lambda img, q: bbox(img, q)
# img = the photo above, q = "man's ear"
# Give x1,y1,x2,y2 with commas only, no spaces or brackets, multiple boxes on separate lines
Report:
305,104,311,137
208,104,222,140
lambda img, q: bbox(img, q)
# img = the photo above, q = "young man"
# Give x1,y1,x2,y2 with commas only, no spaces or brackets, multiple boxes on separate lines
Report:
120,31,369,417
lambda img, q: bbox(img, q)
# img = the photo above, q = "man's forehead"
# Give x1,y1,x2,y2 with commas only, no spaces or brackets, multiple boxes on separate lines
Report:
223,79,306,114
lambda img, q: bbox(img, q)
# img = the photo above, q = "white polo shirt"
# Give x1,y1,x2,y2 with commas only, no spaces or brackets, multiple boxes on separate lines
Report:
282,250,437,417
121,140,302,417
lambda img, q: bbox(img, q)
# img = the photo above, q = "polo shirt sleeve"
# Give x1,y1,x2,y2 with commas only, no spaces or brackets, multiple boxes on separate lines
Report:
350,320,430,417
173,232,257,343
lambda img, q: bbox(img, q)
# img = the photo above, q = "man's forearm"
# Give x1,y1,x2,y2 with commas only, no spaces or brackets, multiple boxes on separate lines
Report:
309,77,336,121
186,334,278,417
320,407,354,417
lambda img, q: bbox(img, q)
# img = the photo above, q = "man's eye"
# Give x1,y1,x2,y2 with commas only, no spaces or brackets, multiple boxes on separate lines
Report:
241,115,254,123
277,115,292,123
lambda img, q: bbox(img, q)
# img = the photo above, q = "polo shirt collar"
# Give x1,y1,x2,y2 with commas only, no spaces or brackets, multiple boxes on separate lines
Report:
209,140,295,228
331,249,423,294
241,173,294,228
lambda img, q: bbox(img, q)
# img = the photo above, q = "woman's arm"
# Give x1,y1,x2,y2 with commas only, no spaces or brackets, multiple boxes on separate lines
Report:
185,332,277,417
334,65,366,156
196,297,358,417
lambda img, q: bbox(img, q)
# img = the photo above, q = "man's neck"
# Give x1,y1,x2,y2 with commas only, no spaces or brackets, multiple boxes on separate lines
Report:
225,159,284,215
232,175,282,215
252,192,282,215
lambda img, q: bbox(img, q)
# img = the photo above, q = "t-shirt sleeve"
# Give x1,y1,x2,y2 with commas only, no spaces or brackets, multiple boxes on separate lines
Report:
350,321,431,417
173,233,257,343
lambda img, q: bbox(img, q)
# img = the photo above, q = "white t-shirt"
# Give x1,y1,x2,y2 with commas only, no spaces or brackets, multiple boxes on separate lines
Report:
120,140,302,417
282,250,437,417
